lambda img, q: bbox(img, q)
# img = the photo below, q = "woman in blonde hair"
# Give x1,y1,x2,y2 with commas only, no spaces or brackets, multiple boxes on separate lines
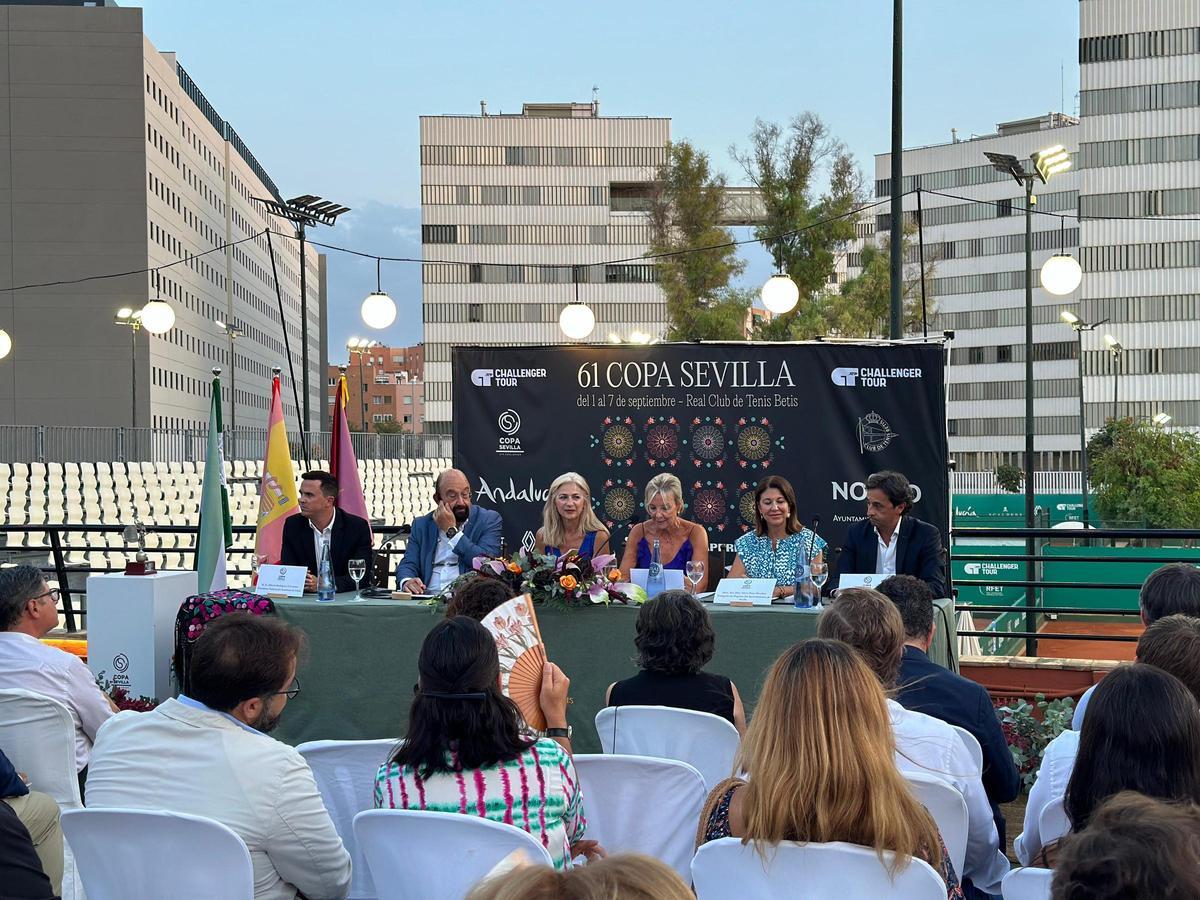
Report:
617,473,709,591
535,473,610,559
697,638,963,898
466,853,692,900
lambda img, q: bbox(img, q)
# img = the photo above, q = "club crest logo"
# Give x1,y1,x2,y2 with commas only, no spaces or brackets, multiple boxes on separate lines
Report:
857,411,898,453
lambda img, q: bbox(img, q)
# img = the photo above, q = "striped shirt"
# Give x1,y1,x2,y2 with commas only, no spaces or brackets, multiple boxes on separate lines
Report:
373,738,585,870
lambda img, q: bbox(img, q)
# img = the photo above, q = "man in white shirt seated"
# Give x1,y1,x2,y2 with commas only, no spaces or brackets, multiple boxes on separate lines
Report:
85,614,351,900
819,588,1009,899
0,565,116,772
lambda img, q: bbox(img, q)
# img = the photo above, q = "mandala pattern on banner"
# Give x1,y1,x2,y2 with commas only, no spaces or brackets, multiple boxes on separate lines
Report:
599,478,639,531
690,479,732,535
589,415,637,467
737,481,758,533
643,415,681,468
688,416,728,469
735,416,783,471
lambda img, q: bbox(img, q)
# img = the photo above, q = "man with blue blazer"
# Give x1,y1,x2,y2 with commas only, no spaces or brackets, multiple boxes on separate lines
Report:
832,470,947,598
395,468,503,595
877,574,1021,849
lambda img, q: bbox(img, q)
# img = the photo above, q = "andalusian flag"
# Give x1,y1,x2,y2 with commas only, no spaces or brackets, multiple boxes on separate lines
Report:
254,373,299,564
196,371,232,593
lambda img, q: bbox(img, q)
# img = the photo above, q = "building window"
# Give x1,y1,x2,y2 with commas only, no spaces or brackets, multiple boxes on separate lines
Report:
421,224,458,244
610,182,655,212
996,344,1013,363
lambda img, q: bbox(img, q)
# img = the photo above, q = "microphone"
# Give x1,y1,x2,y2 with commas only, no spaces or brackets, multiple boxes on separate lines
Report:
811,514,821,534
372,524,412,588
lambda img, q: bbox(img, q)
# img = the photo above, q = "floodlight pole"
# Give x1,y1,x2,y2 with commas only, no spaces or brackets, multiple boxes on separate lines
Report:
1023,174,1034,540
889,0,903,339
299,225,311,433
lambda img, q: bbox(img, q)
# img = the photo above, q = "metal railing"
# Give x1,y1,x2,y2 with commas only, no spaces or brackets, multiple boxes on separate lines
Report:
951,471,1082,494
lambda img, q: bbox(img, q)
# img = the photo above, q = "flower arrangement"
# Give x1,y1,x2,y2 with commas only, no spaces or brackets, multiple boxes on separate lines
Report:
95,672,159,712
451,551,646,610
995,693,1076,791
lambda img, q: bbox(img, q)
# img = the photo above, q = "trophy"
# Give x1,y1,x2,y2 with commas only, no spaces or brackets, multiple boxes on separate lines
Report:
122,509,156,576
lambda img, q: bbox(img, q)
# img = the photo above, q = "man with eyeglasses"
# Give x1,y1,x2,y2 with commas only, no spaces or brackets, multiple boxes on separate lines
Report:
395,468,503,596
86,613,351,900
0,565,116,772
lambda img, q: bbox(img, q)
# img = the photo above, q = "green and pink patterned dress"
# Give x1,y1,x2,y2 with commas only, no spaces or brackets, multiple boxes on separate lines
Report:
373,738,586,870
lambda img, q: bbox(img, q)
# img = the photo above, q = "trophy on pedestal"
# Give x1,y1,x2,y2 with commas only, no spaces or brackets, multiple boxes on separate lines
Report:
122,509,156,576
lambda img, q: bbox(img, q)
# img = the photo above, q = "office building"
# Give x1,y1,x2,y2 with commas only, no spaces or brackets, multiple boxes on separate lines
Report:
419,101,670,433
328,342,425,433
0,3,325,433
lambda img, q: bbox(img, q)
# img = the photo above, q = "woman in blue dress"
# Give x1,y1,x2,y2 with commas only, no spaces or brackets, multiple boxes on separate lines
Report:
728,475,826,601
617,473,710,592
535,472,611,559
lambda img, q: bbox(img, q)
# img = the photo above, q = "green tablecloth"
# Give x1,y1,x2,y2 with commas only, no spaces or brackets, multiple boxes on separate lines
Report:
272,595,956,753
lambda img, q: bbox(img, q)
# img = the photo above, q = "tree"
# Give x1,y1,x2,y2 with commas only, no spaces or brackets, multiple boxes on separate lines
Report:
374,420,404,434
995,464,1023,493
732,113,863,341
1087,417,1200,528
831,223,937,339
648,141,747,340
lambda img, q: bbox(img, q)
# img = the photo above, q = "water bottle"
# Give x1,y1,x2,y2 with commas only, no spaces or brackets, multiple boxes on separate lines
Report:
317,540,335,602
646,538,666,598
793,555,815,609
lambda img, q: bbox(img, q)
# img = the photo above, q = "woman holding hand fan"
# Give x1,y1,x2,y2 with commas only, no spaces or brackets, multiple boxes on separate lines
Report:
374,617,602,869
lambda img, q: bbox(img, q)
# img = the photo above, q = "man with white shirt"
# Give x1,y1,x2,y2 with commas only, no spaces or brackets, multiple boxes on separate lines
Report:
0,566,116,773
819,589,1009,899
833,470,946,598
86,613,351,900
280,470,373,594
395,468,503,595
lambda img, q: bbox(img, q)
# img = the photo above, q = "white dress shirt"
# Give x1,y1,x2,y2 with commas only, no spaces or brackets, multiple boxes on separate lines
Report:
427,528,464,595
86,697,351,900
876,524,900,576
309,510,336,569
888,699,1010,893
1014,728,1079,866
0,631,114,770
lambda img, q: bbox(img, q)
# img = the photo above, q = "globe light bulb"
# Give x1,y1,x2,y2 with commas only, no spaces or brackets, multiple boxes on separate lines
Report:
139,299,175,335
558,303,595,340
361,291,397,329
0,329,11,360
1040,254,1082,296
761,273,800,314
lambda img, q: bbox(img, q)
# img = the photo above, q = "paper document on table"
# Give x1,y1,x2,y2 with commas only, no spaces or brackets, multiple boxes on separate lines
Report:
712,578,775,606
255,564,306,597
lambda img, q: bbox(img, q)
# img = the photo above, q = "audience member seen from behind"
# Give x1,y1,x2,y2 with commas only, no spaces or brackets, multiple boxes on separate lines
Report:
445,575,515,622
1,745,63,896
697,638,963,898
375,617,597,870
1072,561,1200,728
536,472,611,559
1136,614,1200,702
877,574,1020,845
85,614,351,900
0,800,57,900
727,475,827,602
817,589,1009,897
617,474,710,591
0,565,116,772
466,853,693,900
605,590,746,733
1050,792,1200,900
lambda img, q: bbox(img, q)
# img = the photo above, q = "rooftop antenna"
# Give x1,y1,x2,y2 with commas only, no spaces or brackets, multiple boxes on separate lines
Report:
591,84,600,116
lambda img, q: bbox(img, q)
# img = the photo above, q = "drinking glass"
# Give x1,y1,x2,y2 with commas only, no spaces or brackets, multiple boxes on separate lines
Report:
810,558,828,604
251,554,267,589
685,560,705,594
348,558,367,601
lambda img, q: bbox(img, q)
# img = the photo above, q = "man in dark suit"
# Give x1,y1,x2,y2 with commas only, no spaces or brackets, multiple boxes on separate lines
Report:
395,468,502,595
280,471,374,593
833,470,946,598
877,574,1020,848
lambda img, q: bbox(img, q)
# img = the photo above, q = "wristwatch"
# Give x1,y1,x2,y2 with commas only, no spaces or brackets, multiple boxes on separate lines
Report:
545,726,572,739
444,526,458,539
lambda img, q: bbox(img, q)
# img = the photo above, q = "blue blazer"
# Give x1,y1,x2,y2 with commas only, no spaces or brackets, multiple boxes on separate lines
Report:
897,645,1020,844
394,505,504,588
833,515,947,598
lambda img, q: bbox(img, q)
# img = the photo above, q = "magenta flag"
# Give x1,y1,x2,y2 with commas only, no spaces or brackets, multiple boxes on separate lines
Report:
330,373,372,536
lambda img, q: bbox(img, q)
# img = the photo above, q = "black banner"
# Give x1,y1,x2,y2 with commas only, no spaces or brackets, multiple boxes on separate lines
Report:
452,343,947,565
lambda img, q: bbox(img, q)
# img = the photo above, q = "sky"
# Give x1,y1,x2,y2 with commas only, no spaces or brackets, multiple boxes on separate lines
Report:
134,0,1081,358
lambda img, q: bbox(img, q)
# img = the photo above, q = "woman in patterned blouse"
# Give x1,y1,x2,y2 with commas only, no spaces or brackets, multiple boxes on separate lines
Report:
374,617,598,869
697,638,964,899
728,475,826,601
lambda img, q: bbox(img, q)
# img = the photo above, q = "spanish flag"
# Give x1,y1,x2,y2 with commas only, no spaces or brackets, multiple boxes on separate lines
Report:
254,373,299,565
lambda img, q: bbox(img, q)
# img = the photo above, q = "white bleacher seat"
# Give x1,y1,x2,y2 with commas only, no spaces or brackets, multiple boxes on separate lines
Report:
353,809,553,900
903,771,969,878
594,705,740,791
298,738,397,899
692,838,947,899
573,754,706,878
952,725,984,775
1002,867,1054,900
62,809,253,900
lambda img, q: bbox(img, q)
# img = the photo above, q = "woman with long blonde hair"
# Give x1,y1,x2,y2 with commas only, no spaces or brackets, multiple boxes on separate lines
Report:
697,638,963,897
536,472,610,559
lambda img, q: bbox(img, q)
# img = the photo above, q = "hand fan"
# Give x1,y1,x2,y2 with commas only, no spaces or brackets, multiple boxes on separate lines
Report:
482,593,547,731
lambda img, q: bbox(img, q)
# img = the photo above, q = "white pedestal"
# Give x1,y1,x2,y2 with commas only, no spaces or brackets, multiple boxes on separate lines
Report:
86,570,198,702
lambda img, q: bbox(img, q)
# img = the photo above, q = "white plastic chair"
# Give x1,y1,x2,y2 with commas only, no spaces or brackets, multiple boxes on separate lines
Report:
951,725,984,775
594,705,740,790
1038,796,1071,851
1002,866,1054,899
353,809,553,900
62,808,253,900
573,754,706,879
903,771,969,878
692,837,947,899
298,738,398,899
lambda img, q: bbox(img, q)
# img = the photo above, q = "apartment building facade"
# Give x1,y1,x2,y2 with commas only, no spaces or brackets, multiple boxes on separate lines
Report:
328,342,425,433
419,101,670,433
